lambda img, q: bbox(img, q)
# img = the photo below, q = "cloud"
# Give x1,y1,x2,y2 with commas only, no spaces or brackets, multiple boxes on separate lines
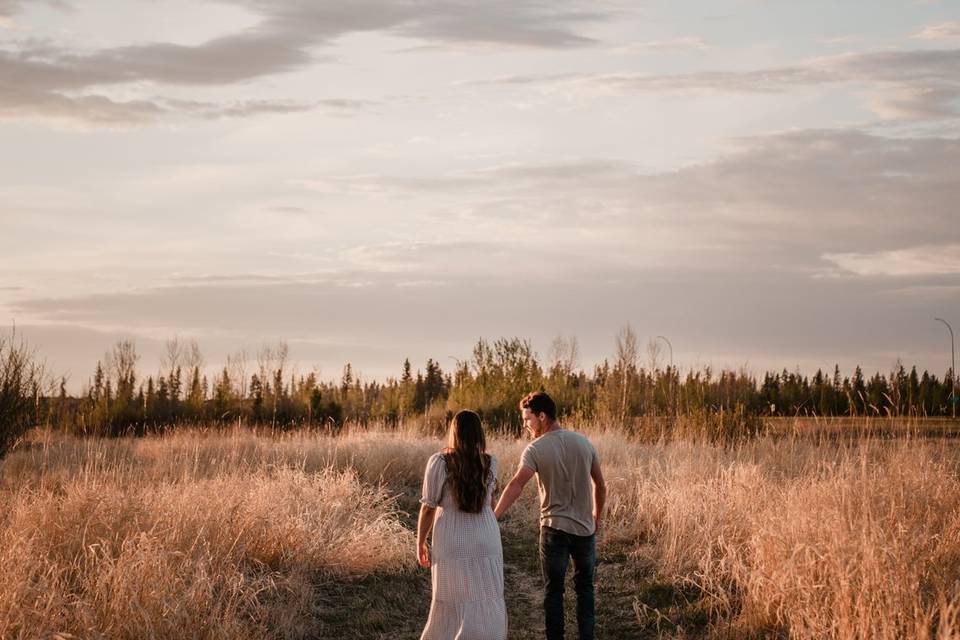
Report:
820,35,866,45
161,98,320,119
387,1,600,48
266,205,309,215
0,55,372,124
865,85,960,120
8,126,959,379
317,98,380,111
0,0,69,18
13,259,958,384
395,279,446,288
167,273,306,285
0,88,165,124
824,244,960,276
0,32,320,124
1,0,602,124
473,48,960,120
612,37,709,53
912,22,960,40
294,129,960,270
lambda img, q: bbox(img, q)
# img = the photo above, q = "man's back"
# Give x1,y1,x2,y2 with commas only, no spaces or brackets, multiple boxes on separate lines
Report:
520,429,599,537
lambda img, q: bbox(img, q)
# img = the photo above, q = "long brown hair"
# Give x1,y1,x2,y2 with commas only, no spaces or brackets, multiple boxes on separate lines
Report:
444,410,491,513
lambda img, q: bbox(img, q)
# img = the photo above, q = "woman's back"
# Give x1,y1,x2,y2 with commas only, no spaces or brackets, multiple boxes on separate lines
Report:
420,452,506,640
427,453,501,561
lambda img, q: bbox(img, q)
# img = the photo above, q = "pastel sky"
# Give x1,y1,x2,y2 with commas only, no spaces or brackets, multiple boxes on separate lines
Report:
2,0,959,390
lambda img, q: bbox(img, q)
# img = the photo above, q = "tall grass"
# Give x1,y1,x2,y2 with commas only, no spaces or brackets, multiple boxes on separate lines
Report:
0,428,426,640
605,434,960,638
4,423,960,638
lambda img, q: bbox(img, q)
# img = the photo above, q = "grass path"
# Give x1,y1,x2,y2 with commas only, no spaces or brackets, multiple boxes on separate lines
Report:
314,494,653,639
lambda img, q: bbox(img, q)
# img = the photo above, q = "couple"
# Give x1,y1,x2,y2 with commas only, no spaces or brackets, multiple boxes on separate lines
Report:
417,391,607,640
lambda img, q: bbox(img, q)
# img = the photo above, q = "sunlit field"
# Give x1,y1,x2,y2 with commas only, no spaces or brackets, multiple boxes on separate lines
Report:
2,421,960,639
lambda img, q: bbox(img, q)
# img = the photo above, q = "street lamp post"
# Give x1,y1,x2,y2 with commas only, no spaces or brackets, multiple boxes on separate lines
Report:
936,318,956,419
656,336,673,370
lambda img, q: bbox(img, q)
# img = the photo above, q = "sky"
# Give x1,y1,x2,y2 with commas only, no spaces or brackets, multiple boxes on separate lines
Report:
1,0,959,391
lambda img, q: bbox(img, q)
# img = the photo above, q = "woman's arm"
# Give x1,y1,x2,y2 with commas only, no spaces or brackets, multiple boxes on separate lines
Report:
493,466,534,520
416,503,437,567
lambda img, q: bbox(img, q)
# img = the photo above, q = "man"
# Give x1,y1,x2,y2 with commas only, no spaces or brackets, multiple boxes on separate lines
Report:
494,391,606,640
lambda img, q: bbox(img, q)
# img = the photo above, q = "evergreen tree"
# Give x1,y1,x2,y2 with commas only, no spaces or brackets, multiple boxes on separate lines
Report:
851,366,866,415
250,374,263,421
157,376,169,421
145,376,156,421
399,358,414,419
92,362,105,402
188,366,205,416
908,366,920,415
213,368,231,418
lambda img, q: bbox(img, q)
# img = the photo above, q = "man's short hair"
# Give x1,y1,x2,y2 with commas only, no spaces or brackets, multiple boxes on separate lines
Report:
520,391,557,421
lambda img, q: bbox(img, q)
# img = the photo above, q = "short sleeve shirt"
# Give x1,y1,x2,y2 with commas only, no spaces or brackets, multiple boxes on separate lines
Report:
520,429,599,536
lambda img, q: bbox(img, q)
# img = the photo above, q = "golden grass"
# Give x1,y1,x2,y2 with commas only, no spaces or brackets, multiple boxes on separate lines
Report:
603,435,960,638
3,424,960,639
0,428,422,640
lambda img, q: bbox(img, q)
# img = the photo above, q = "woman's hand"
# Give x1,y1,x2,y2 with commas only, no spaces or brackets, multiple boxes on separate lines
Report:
417,541,431,568
416,503,436,569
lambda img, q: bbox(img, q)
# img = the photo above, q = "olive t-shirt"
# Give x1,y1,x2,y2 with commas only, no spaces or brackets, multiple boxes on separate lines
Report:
520,428,599,536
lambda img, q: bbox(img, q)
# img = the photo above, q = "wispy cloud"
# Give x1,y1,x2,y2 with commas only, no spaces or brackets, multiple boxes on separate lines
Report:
0,88,164,125
471,48,960,120
271,129,960,283
612,36,709,53
0,0,603,124
162,97,377,120
911,22,960,40
824,244,960,276
0,0,70,19
13,253,954,383
10,123,959,378
820,35,866,45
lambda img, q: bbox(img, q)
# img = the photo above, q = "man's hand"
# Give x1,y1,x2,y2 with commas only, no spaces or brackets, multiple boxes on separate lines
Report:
590,458,606,542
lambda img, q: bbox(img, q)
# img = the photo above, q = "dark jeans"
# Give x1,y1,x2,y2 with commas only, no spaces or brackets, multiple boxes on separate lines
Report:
539,526,596,640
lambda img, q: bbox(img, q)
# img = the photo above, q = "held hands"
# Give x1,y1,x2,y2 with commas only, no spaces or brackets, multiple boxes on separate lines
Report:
417,541,431,568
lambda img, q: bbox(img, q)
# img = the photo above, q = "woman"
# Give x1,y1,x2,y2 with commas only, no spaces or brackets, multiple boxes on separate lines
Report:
418,410,507,640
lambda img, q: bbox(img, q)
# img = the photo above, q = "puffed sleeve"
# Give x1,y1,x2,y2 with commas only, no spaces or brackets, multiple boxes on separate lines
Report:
420,453,447,508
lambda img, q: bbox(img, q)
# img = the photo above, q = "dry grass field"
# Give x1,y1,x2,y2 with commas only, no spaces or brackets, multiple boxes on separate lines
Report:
2,422,960,639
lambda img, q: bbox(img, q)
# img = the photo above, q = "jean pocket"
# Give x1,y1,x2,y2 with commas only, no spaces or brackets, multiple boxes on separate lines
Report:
541,526,567,547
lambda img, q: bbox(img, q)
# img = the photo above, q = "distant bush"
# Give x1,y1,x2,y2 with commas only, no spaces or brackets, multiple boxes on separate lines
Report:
0,330,40,459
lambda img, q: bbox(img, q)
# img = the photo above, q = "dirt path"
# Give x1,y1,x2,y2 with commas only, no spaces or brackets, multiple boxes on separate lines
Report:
315,494,648,639
499,523,647,640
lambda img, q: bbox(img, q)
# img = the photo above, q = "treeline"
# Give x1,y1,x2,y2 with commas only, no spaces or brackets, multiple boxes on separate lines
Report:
30,327,958,437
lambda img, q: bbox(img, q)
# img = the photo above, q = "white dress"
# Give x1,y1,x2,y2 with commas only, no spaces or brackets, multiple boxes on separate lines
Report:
420,453,507,640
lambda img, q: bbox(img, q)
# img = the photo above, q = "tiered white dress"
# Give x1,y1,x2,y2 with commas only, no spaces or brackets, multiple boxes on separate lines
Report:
420,453,507,640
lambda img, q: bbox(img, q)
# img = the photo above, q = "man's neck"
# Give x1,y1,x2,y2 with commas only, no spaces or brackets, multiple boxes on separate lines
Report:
540,421,562,436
